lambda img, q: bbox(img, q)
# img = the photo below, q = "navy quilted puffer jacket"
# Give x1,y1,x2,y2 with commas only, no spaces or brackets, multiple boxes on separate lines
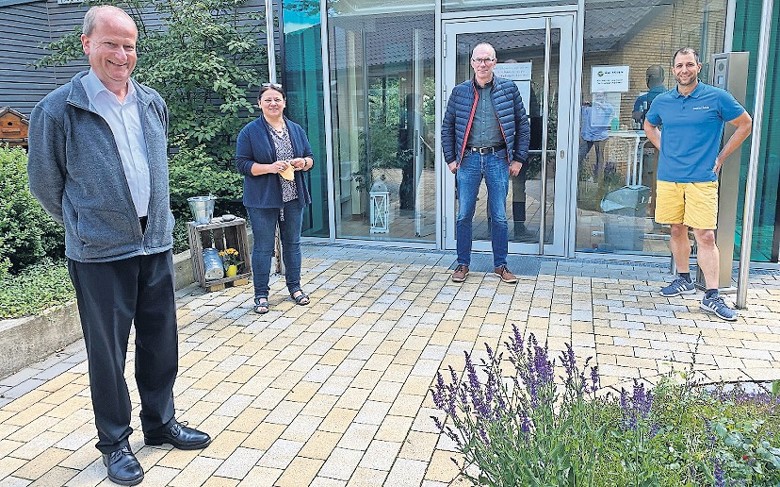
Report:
441,76,530,166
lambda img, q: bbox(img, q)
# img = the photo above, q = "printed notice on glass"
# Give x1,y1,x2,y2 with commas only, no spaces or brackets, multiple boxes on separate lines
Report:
591,65,630,93
494,62,532,108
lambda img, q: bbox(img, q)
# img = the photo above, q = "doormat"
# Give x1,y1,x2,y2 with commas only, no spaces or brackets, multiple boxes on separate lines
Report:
448,254,541,277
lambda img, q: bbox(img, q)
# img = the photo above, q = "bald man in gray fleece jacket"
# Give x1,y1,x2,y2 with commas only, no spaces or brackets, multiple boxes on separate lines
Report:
27,5,209,486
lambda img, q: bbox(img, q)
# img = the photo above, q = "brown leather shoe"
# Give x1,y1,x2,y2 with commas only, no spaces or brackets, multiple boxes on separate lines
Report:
451,264,469,282
494,265,517,284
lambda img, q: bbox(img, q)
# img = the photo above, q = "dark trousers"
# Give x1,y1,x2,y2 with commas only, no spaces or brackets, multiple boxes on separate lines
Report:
511,160,529,221
68,251,178,453
578,137,607,177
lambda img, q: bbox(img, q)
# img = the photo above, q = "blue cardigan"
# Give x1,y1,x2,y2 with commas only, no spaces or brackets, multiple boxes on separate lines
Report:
235,116,314,209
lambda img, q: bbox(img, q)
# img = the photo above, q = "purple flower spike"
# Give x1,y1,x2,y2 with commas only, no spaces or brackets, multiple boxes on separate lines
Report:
432,372,445,404
444,425,462,448
714,458,725,487
562,343,577,385
632,380,653,418
448,365,458,385
520,410,533,436
619,387,637,430
508,323,524,356
485,370,496,416
464,351,491,419
534,345,554,386
620,388,628,412
590,365,600,394
496,388,507,414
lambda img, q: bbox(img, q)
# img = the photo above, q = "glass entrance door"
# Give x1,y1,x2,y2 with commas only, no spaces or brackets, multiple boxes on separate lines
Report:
327,9,436,243
443,15,575,256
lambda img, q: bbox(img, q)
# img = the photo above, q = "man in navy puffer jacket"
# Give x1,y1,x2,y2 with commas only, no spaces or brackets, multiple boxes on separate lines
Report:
442,42,530,284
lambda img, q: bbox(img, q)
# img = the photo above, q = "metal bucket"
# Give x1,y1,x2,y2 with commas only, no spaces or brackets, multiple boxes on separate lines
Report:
187,196,215,224
202,248,224,280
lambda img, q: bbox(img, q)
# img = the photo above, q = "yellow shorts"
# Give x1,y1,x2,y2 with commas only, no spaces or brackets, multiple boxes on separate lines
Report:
654,181,718,230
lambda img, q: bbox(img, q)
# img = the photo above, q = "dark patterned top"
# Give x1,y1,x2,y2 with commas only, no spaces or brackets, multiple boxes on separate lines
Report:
267,121,298,220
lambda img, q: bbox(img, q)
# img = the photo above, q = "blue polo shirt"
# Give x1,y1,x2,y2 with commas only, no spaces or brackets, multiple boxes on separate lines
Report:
645,81,745,182
633,85,666,119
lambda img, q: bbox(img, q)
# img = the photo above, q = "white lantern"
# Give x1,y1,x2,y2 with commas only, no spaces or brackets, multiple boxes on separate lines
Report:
369,179,390,234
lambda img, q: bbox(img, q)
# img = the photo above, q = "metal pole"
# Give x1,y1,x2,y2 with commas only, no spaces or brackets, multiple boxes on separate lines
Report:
538,17,551,254
265,0,282,274
736,0,773,309
265,0,277,82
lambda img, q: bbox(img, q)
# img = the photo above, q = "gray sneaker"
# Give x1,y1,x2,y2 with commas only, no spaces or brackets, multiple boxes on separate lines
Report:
700,295,737,321
660,277,696,297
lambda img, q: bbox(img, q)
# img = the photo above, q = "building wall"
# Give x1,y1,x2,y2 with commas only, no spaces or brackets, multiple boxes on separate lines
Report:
0,0,84,115
582,0,727,127
0,0,271,116
733,0,780,262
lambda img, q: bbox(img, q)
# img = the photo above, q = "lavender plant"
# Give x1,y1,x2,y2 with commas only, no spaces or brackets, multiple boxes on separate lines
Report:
431,324,780,486
432,325,604,486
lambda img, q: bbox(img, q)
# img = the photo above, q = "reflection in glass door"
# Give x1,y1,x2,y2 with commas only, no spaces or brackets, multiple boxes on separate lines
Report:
443,16,574,256
327,6,436,242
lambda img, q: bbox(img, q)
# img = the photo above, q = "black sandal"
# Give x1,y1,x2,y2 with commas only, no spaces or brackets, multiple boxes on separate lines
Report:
253,297,269,314
291,290,310,306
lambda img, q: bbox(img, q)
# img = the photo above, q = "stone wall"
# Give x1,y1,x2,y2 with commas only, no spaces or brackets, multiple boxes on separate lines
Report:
0,249,195,379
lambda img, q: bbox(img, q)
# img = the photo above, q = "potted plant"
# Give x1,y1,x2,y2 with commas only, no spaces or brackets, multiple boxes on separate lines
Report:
218,247,243,277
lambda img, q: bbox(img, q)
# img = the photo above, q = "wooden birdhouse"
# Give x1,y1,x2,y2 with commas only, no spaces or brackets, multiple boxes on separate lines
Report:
0,107,29,149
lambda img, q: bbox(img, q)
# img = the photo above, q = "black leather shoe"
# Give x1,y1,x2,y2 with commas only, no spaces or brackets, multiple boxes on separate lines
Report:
102,446,144,486
144,419,211,450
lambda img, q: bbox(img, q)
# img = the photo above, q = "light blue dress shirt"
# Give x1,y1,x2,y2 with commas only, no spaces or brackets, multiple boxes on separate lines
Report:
81,70,151,217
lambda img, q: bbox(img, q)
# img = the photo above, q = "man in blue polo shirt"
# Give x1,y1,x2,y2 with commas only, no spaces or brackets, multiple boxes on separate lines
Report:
644,47,752,321
632,65,666,125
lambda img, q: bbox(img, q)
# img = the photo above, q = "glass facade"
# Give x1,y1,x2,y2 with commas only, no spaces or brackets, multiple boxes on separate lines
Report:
733,0,780,262
327,1,436,242
282,1,329,237
443,0,576,12
575,0,729,257
277,0,778,263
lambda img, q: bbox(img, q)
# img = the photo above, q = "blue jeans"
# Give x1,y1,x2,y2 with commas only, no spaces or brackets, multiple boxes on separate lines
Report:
247,200,304,299
456,150,509,268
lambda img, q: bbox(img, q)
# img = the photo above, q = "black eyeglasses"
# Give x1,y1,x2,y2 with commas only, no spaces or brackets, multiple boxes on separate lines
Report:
262,82,283,89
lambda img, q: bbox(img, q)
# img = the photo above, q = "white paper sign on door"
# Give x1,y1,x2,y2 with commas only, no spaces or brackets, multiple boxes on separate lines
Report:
591,65,630,93
495,61,532,107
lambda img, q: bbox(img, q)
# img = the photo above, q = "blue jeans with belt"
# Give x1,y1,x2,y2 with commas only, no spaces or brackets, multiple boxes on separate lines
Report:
456,149,510,268
247,199,304,299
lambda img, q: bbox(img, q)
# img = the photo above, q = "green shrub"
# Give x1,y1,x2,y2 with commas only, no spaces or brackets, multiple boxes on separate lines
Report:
172,219,191,255
169,143,245,254
0,146,65,273
0,255,10,281
169,143,244,219
0,259,74,319
36,0,267,164
432,325,780,486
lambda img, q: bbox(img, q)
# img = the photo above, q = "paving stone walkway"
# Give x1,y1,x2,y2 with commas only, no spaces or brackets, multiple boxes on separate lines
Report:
1,243,778,486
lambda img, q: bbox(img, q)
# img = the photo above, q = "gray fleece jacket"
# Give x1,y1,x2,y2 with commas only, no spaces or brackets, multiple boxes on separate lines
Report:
27,71,174,263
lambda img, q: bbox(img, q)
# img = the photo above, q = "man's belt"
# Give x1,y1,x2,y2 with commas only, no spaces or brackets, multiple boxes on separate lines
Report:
467,144,506,154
